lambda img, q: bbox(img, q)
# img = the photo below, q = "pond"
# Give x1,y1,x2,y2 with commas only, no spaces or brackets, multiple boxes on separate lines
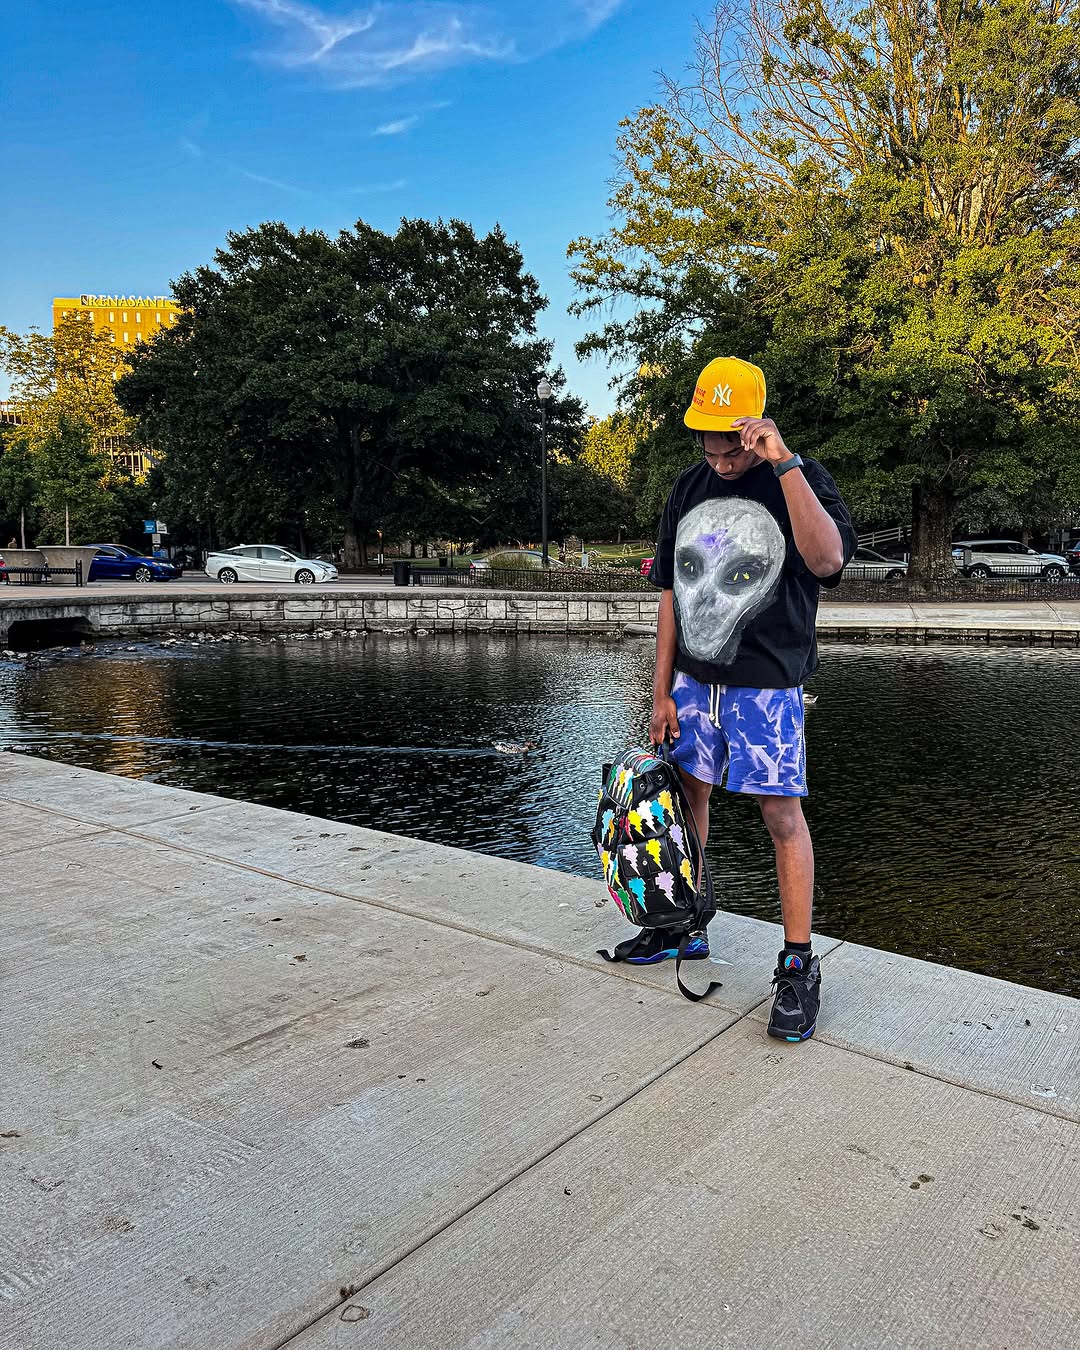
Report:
1,634,1077,997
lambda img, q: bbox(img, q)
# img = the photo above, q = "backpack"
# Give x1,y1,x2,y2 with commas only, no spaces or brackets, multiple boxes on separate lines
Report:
591,744,720,1002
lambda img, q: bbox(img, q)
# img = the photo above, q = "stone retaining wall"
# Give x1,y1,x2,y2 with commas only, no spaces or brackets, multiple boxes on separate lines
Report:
0,588,661,644
4,588,1079,647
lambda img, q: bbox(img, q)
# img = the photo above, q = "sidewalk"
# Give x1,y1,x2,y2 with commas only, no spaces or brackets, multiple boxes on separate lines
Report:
1,752,1076,1349
817,597,1080,640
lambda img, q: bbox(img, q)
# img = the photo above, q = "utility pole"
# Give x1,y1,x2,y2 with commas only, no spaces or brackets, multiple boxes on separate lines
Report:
537,377,552,565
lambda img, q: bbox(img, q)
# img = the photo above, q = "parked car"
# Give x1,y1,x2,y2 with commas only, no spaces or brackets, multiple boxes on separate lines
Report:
204,545,338,585
844,547,908,580
1066,539,1080,576
469,550,552,571
87,545,181,583
951,539,1069,581
0,550,6,583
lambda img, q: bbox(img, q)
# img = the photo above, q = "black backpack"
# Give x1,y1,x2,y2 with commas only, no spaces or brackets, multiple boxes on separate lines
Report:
591,744,720,1002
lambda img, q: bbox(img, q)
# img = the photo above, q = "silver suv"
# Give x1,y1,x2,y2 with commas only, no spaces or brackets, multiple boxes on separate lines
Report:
952,539,1069,581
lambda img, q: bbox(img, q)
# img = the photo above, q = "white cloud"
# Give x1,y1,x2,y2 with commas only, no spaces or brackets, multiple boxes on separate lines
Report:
179,136,313,195
347,177,409,193
237,167,311,194
373,114,420,135
231,0,628,88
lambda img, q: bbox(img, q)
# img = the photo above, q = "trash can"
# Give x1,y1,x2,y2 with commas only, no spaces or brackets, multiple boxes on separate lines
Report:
392,560,412,587
438,555,449,569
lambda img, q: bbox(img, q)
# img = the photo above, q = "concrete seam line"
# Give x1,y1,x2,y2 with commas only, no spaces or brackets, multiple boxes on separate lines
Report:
0,794,240,829
800,1028,1080,1127
0,827,113,859
268,1001,766,1350
3,782,844,1006
110,824,747,1007
117,823,844,1007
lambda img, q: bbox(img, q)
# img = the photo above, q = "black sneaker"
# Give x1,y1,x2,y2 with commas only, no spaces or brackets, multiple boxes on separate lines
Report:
767,950,821,1041
600,928,710,965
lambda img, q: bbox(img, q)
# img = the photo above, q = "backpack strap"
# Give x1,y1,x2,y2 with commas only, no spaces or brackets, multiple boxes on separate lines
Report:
675,929,722,1002
661,740,722,1003
597,934,650,963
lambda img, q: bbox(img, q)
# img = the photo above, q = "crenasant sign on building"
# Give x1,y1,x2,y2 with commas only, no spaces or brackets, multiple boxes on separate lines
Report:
53,294,183,352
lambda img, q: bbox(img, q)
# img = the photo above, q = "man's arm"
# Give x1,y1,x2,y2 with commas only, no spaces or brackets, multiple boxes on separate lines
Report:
733,417,846,577
648,589,680,744
777,469,845,577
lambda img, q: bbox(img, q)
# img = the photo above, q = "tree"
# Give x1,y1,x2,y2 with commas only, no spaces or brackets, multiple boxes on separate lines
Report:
30,415,121,545
0,315,136,450
577,411,647,538
570,0,1080,585
119,218,570,565
0,427,37,545
374,375,587,551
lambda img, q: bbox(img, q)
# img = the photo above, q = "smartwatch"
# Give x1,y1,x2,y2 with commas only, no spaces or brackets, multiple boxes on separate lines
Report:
773,454,804,478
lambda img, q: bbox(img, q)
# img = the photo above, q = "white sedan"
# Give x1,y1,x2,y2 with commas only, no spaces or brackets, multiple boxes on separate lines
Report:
843,547,908,580
205,545,339,585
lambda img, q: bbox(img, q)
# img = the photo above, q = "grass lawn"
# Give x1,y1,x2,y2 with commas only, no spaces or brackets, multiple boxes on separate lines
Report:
586,543,655,566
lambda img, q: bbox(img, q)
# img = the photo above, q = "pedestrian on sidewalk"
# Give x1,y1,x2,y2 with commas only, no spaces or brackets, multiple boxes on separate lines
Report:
637,356,857,1041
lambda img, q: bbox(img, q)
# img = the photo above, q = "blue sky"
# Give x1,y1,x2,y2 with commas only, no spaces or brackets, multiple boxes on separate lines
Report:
3,0,704,413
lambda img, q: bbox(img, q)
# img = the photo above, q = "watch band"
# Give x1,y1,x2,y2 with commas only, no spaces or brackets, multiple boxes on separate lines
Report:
773,454,804,478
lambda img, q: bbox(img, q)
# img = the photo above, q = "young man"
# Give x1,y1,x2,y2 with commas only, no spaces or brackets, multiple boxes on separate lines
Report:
641,356,857,1042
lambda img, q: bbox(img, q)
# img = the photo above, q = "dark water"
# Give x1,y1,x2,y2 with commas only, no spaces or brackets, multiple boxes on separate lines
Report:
2,635,1078,996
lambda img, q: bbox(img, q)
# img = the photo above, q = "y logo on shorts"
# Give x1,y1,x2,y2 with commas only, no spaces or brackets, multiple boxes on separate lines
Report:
745,742,786,786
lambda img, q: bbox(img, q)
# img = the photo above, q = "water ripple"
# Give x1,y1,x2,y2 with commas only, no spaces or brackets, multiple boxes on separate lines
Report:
1,635,1077,996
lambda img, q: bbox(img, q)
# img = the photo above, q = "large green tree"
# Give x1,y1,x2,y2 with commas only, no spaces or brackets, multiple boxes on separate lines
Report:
120,218,574,565
0,315,136,450
30,415,122,545
0,427,37,545
571,0,1080,583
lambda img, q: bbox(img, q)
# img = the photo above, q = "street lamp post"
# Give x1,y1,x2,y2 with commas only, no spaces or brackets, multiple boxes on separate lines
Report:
537,376,552,565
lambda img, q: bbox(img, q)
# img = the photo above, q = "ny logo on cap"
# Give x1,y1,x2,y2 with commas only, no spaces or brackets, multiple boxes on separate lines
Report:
712,383,732,407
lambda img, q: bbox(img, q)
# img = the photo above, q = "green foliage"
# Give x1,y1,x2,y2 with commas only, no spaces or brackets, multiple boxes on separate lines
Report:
485,549,543,569
119,218,585,563
570,0,1080,582
29,416,122,544
0,316,135,449
0,318,145,544
0,428,37,543
579,412,638,488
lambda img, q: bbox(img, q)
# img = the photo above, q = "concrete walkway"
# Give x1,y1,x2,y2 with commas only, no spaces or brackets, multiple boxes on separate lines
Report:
1,752,1077,1350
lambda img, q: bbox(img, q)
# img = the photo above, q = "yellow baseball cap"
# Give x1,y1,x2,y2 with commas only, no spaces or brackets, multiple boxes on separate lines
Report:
683,357,767,431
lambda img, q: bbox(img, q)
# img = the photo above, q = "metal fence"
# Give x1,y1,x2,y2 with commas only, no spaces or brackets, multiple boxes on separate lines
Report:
406,565,1078,600
1,561,85,588
411,565,653,593
827,572,1079,603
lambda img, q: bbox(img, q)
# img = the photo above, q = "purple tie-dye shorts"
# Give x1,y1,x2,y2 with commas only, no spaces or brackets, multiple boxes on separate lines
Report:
669,672,808,796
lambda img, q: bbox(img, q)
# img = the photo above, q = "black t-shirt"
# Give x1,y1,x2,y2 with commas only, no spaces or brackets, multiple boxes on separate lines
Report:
648,457,857,689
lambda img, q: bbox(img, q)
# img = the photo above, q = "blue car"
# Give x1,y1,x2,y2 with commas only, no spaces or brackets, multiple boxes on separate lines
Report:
87,545,181,583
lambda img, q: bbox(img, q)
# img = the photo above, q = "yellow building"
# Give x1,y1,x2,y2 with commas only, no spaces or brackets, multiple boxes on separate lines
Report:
50,293,181,476
52,293,182,351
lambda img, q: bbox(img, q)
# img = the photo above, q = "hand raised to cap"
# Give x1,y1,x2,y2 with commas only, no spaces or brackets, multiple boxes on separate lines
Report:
731,416,792,464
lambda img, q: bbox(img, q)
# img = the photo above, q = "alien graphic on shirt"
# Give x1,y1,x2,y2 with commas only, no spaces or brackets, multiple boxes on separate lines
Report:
672,497,786,664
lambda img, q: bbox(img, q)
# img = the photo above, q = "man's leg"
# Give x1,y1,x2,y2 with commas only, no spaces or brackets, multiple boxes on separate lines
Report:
755,795,813,944
717,680,819,1043
755,795,820,1040
678,766,714,847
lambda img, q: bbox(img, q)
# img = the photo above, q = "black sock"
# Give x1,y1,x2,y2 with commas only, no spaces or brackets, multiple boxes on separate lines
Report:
784,939,812,955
